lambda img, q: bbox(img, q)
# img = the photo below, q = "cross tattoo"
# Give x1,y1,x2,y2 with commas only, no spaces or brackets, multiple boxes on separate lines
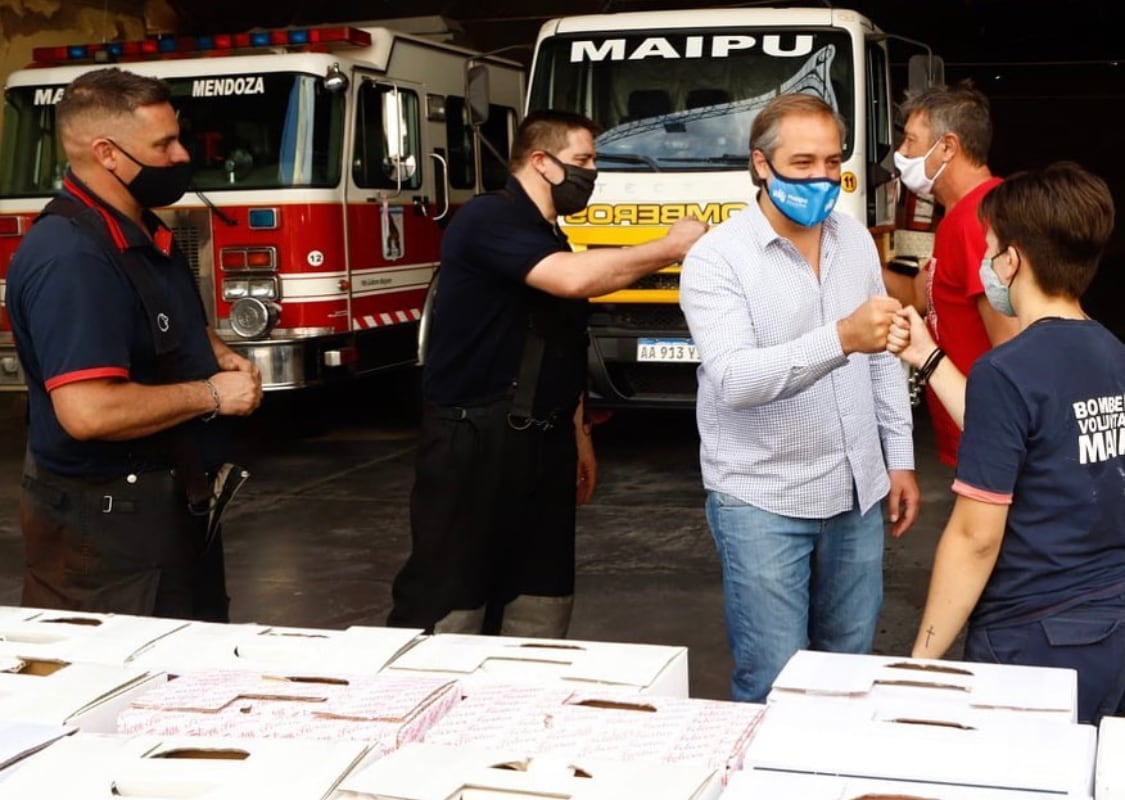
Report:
925,626,936,647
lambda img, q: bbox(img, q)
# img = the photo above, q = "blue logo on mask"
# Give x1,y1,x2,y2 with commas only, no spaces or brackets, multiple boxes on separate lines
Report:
766,160,841,227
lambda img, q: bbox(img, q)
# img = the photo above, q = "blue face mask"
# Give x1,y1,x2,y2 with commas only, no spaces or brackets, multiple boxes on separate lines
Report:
764,159,841,227
979,256,1016,317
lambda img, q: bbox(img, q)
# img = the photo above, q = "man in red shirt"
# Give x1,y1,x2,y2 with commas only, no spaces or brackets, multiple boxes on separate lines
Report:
892,84,1018,466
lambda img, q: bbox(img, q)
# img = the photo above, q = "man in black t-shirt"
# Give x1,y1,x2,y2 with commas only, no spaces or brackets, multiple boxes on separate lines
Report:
387,110,707,637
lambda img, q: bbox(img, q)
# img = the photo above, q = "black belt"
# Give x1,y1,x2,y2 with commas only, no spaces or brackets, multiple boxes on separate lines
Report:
23,452,193,515
426,397,565,431
23,468,181,515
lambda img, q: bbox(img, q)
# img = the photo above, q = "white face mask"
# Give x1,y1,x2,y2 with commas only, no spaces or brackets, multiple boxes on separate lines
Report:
979,256,1017,317
894,138,947,198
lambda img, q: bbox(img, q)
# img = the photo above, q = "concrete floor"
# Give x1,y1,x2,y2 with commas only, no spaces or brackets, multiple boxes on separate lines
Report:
0,376,958,699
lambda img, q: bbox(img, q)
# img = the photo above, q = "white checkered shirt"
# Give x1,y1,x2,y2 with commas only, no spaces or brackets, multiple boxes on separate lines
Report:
680,198,914,518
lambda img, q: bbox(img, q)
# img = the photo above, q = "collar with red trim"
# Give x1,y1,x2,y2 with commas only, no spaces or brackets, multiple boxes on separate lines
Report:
62,171,176,258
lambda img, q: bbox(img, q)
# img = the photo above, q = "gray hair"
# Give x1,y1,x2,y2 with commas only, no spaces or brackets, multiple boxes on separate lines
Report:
899,82,992,166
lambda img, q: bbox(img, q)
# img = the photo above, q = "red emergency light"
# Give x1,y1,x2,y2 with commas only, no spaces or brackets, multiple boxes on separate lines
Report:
0,216,26,237
30,26,372,66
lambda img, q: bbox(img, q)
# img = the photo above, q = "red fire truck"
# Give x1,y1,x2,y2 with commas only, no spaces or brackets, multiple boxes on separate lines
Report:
0,23,524,390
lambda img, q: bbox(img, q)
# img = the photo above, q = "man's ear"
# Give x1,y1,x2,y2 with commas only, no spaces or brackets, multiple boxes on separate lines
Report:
750,149,769,182
528,149,550,175
91,138,117,172
940,132,961,162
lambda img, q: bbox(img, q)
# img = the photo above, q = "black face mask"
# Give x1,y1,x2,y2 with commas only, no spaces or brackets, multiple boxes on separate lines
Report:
543,152,597,216
109,140,193,209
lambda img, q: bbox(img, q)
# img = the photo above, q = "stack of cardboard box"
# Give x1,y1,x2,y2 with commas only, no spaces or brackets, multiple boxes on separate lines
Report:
0,605,1117,799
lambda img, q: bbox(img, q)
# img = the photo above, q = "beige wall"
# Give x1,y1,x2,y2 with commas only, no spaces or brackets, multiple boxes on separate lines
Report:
0,1,179,122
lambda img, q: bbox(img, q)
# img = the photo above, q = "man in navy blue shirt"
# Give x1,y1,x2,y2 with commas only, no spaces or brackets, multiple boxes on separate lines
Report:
7,68,262,619
897,162,1125,723
387,110,707,637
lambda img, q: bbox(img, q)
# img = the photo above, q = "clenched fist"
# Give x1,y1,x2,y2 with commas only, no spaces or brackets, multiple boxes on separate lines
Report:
837,296,902,355
662,216,709,262
887,305,937,369
209,369,263,416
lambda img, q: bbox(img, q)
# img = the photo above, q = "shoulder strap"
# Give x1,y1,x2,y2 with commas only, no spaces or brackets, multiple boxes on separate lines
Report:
41,196,181,360
492,186,549,423
509,312,546,422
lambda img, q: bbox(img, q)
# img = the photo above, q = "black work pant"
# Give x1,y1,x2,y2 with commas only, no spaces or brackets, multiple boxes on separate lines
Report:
387,398,577,633
20,464,229,621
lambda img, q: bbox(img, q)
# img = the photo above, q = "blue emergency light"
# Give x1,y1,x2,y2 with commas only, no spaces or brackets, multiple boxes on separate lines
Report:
247,208,279,230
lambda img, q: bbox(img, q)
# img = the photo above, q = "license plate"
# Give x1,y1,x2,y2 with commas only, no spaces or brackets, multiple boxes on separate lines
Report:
636,338,699,363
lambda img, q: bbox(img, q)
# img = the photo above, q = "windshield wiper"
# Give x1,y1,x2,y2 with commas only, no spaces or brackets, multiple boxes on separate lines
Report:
595,153,660,171
659,155,749,165
193,186,238,226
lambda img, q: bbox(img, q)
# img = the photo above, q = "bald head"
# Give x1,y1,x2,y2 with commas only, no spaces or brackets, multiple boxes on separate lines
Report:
57,68,172,161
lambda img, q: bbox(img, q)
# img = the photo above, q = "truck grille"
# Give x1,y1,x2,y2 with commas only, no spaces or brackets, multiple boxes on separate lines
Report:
608,362,698,398
159,208,215,323
590,304,689,332
628,272,680,291
172,221,203,282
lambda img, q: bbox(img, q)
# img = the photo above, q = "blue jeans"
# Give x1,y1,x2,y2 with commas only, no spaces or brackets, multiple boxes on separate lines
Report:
706,490,884,702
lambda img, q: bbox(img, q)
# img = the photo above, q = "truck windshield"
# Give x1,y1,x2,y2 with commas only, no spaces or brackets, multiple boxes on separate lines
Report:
528,28,854,172
0,72,344,197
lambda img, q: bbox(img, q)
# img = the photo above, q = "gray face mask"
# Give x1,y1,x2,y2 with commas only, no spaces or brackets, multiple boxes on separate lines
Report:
979,256,1016,316
543,152,597,216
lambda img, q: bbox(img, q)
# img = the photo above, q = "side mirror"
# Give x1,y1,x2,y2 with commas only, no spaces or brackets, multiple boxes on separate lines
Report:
908,54,945,91
324,62,349,93
466,63,490,127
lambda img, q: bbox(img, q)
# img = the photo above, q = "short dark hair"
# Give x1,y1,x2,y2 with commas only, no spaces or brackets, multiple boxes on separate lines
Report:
748,93,847,188
509,110,602,171
979,161,1114,298
57,67,171,134
900,81,992,166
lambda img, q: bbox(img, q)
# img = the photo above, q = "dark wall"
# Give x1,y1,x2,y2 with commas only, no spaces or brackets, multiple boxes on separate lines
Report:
165,0,1125,336
945,62,1125,338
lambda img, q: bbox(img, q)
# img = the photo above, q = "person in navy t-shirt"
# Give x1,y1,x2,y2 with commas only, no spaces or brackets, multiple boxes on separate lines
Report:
890,161,1125,723
7,68,263,619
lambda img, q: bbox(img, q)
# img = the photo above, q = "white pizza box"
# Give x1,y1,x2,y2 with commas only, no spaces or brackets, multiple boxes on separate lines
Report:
332,742,721,800
423,682,764,781
0,606,188,666
0,731,369,799
1097,715,1125,799
384,633,689,696
768,649,1078,721
0,654,166,732
122,621,267,673
723,768,1091,799
128,621,423,675
117,669,460,755
0,721,74,779
744,704,1096,797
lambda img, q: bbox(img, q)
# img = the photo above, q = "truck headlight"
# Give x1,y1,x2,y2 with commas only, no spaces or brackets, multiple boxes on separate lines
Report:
248,277,279,299
222,279,249,300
